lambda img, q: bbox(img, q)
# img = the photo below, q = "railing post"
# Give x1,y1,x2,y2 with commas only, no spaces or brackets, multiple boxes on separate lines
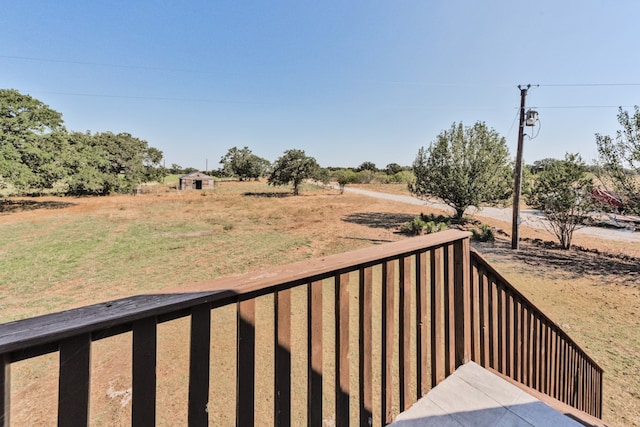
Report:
188,303,211,426
1,354,9,427
237,298,256,427
454,237,471,368
58,334,91,427
132,317,157,427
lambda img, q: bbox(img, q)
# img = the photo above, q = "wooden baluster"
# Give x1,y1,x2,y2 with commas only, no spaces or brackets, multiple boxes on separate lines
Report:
188,303,211,426
1,354,10,427
336,273,350,427
237,299,255,427
133,317,157,427
359,268,373,426
58,334,91,427
416,251,429,398
308,280,323,427
275,288,292,427
381,260,395,425
431,248,444,387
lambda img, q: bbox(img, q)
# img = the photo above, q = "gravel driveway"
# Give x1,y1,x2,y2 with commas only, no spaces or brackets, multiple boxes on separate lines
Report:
341,186,640,244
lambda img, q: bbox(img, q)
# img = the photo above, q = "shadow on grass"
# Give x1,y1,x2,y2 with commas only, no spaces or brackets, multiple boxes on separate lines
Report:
340,236,395,244
474,238,640,283
0,199,76,213
242,192,293,198
342,212,415,230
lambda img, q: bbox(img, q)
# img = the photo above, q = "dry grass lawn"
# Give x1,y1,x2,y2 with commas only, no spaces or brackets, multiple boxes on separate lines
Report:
1,181,638,426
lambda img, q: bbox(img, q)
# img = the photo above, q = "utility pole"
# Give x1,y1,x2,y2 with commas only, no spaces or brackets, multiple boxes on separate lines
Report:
511,84,530,250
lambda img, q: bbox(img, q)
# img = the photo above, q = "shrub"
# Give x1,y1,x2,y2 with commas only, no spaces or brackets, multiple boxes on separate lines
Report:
471,224,495,242
400,215,448,235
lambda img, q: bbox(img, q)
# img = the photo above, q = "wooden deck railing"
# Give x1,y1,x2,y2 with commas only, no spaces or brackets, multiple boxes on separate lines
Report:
469,249,603,418
0,230,602,426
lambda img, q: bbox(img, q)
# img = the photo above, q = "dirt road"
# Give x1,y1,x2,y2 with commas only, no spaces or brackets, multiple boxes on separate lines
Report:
342,186,640,243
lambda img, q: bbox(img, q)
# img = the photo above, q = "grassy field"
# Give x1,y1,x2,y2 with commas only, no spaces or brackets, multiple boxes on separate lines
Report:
1,181,638,425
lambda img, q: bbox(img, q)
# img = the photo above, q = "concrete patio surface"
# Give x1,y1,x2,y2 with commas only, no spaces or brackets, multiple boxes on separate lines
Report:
390,362,585,427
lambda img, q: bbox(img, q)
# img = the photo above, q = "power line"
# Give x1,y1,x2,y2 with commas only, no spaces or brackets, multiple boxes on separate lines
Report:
540,83,640,87
531,105,637,109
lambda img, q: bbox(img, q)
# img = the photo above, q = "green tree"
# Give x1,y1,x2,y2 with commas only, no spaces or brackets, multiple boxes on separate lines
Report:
595,106,640,213
220,146,270,181
409,121,513,218
357,161,377,172
384,162,403,175
334,169,356,194
63,131,115,195
63,131,163,195
525,153,594,249
268,149,319,195
0,89,68,192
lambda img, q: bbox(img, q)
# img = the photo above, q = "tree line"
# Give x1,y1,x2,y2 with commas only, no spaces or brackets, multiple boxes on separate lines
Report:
1,89,164,195
4,89,639,249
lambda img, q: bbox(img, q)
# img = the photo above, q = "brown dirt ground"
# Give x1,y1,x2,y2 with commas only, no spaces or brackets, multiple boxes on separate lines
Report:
2,183,639,425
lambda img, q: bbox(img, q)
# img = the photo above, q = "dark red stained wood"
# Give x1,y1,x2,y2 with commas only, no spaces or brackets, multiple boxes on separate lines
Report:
237,299,255,427
58,334,91,427
132,317,157,427
497,286,505,374
430,247,444,388
275,288,292,427
359,267,373,426
514,298,521,383
335,273,350,427
1,354,9,427
416,251,429,398
399,256,412,411
443,245,455,377
308,280,323,426
381,260,395,425
489,278,499,371
188,304,211,427
479,269,489,368
453,239,471,369
506,293,514,378
470,264,480,363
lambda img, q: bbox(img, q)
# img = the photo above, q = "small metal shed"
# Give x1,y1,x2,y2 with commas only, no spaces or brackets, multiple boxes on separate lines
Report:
179,172,215,190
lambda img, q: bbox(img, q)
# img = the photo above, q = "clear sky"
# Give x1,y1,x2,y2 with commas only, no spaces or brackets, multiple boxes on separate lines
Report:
2,1,640,170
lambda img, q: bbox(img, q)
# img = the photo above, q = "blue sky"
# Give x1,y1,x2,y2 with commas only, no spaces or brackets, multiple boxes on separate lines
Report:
2,1,640,169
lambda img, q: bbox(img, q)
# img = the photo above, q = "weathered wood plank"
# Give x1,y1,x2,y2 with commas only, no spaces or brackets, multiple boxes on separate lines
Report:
188,304,211,426
275,288,292,427
0,292,232,359
132,317,157,427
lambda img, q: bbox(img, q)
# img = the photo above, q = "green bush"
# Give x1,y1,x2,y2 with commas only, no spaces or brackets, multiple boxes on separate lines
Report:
471,224,495,242
400,215,448,235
